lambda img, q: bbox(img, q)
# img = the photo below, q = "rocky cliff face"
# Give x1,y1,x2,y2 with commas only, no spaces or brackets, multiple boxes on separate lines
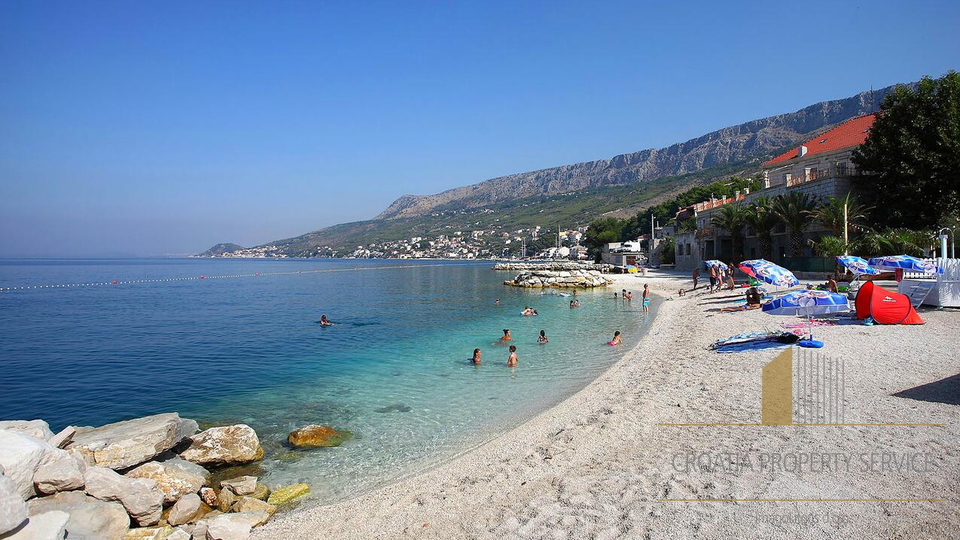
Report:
376,85,902,220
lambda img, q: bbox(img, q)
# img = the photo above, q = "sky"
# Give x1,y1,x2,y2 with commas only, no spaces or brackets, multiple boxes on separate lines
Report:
1,1,958,257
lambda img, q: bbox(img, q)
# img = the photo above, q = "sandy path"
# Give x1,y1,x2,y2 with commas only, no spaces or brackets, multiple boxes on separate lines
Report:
255,271,959,539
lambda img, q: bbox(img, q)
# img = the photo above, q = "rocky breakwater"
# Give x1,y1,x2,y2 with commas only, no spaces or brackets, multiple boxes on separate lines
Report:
504,269,613,289
0,415,314,540
493,261,613,272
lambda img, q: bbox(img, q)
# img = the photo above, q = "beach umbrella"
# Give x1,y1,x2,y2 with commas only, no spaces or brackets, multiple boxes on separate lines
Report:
762,290,851,316
868,255,941,275
703,260,728,271
762,290,850,347
836,255,880,276
738,259,800,287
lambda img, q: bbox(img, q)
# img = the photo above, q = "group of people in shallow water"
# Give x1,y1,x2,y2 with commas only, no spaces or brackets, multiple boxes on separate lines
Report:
613,285,651,313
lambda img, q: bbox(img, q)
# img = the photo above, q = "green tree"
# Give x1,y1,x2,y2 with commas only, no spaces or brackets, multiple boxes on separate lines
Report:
659,236,676,265
813,193,872,238
584,217,627,260
743,197,779,259
710,203,748,261
852,72,960,229
771,192,818,258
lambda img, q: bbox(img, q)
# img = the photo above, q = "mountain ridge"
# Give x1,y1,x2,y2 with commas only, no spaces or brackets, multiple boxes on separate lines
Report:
374,85,899,220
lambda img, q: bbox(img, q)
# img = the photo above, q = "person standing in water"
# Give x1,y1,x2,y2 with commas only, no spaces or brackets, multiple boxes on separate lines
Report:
499,329,513,343
609,331,622,346
642,284,651,312
495,299,501,306
507,345,518,367
538,330,548,344
472,348,482,365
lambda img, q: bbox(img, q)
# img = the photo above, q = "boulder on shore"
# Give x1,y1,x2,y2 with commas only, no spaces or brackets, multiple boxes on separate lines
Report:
178,425,263,467
219,476,257,496
167,493,202,526
33,449,86,495
84,466,163,527
67,413,198,471
27,491,130,540
0,420,54,442
287,425,351,448
233,496,276,516
125,457,211,505
0,430,55,499
0,473,28,535
2,510,69,540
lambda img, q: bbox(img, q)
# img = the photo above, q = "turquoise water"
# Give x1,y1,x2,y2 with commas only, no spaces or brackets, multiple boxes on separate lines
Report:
0,259,651,503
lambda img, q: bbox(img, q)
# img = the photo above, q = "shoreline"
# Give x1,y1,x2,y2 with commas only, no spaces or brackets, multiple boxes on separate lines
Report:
254,270,960,539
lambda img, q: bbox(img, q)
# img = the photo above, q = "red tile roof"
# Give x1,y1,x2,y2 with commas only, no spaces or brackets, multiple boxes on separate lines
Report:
763,114,875,166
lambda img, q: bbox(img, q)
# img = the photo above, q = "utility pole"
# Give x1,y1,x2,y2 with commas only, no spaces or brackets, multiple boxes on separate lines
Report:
843,201,849,255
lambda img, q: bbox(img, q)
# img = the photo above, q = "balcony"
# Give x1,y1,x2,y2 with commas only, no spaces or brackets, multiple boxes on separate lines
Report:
786,164,859,187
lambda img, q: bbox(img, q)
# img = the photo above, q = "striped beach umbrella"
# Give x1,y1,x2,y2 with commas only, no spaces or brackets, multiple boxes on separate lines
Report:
868,255,941,275
738,259,800,287
762,290,851,316
703,260,728,271
836,255,880,276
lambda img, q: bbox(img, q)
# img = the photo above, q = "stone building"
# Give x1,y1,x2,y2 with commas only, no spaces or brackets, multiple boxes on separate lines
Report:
674,114,875,271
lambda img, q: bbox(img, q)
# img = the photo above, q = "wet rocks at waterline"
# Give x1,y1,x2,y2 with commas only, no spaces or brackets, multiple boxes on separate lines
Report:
0,414,315,539
504,269,613,288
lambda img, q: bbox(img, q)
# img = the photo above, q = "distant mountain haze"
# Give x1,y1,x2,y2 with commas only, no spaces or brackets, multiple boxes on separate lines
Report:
203,83,907,257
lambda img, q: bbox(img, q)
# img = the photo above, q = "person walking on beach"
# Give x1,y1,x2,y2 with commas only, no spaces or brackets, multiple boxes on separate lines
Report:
538,330,548,344
507,345,518,367
609,331,622,346
499,329,513,343
642,284,650,312
692,267,700,290
708,265,717,292
471,348,482,365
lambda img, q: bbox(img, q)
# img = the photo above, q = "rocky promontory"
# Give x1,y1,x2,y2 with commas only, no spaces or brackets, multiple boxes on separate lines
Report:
504,269,613,288
0,415,317,540
493,262,613,272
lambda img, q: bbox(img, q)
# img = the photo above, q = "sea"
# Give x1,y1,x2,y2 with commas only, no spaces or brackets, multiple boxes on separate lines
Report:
0,258,651,504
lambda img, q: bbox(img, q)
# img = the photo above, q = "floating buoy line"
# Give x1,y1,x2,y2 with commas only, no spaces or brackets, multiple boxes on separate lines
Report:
0,262,481,293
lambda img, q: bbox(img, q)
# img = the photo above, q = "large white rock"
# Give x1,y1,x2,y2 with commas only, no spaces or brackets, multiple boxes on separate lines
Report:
0,430,55,499
204,513,257,540
125,457,211,504
1,510,69,539
218,476,256,496
178,425,263,467
0,473,28,535
27,491,129,540
168,493,202,526
67,413,198,471
0,421,54,442
33,449,85,495
84,467,163,526
47,427,77,449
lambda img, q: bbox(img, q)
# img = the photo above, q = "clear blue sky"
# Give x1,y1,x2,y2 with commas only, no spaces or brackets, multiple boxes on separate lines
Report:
1,0,957,256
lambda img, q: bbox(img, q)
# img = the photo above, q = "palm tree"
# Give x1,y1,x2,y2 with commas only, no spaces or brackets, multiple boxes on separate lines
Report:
710,203,748,261
814,193,872,238
743,197,779,259
771,192,818,258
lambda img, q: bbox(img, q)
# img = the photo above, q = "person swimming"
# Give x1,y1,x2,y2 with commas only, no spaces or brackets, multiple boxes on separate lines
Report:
495,298,501,306
609,331,622,346
538,330,548,344
499,329,513,343
319,315,333,326
522,306,538,316
507,345,518,367
471,348,482,365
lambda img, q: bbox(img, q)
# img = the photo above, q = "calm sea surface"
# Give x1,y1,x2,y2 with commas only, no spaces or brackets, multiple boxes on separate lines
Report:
0,258,651,503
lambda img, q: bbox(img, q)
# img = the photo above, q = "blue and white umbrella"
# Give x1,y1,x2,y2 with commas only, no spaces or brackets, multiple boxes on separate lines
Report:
703,260,728,271
836,255,880,276
868,255,941,275
738,259,800,287
762,290,851,316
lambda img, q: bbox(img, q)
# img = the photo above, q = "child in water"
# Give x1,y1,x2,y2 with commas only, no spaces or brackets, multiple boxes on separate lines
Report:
538,330,548,344
609,331,622,346
507,345,518,367
472,348,482,365
499,329,513,343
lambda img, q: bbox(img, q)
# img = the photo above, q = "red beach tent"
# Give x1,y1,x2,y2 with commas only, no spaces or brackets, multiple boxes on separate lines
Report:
855,281,925,325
